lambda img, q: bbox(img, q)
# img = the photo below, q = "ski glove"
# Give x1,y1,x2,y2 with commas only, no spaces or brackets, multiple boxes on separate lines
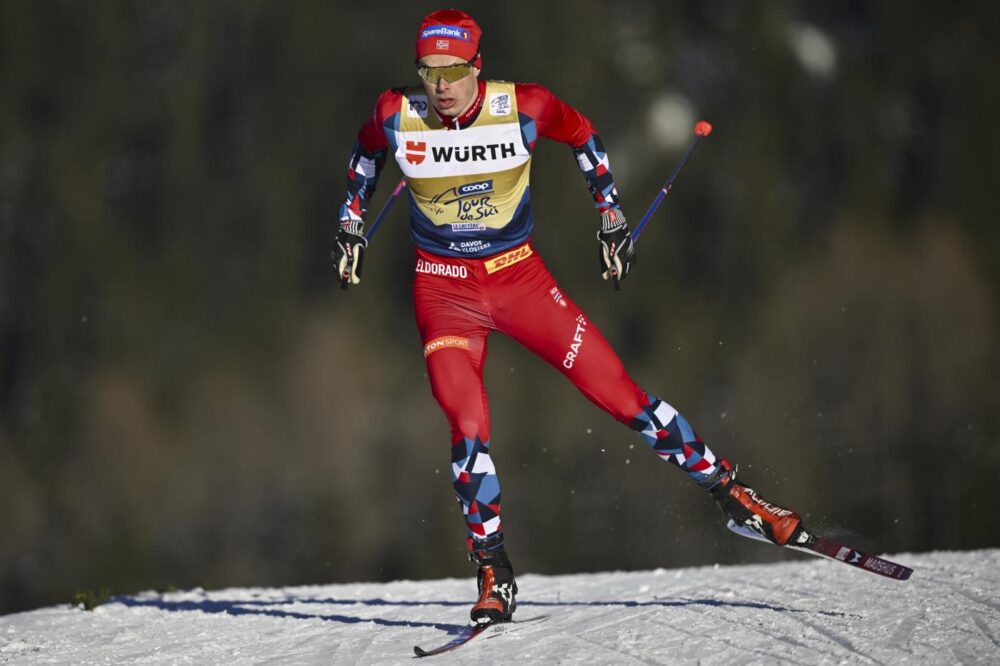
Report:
597,209,636,285
332,221,367,289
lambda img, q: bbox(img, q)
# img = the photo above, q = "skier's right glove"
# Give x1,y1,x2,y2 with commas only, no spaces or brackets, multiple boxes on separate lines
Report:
596,209,635,288
332,221,367,289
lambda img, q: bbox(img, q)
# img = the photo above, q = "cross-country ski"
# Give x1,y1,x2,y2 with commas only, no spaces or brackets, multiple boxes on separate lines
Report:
726,520,914,580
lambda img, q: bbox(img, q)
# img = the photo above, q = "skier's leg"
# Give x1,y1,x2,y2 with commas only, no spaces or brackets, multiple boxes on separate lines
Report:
422,334,506,545
417,297,517,622
487,246,802,544
414,252,519,623
624,379,802,545
487,249,723,484
627,394,722,485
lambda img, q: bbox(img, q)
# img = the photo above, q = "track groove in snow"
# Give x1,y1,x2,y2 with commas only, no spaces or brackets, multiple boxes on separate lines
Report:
2,549,998,665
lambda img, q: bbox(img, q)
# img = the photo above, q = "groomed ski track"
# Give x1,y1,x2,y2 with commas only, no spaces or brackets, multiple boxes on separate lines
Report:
2,549,997,665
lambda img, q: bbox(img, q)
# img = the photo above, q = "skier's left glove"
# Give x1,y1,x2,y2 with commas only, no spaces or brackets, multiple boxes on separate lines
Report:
332,221,367,289
597,209,636,286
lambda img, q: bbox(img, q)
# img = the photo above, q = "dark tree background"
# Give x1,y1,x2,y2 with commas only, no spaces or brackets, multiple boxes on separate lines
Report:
2,0,997,615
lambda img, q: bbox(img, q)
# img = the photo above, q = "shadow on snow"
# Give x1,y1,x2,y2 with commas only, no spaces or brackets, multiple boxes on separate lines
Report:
114,592,852,637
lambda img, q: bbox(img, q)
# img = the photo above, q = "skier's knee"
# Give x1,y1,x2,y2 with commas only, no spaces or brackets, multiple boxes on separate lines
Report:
452,416,487,443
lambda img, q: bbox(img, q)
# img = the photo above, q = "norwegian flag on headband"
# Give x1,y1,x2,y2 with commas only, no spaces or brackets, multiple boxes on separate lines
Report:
415,9,482,66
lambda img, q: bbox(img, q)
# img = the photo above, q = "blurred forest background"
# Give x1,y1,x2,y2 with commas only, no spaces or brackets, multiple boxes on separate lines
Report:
2,0,998,615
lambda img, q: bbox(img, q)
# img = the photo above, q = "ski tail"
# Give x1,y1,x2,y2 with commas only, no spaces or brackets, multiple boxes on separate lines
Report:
413,615,549,657
414,623,490,657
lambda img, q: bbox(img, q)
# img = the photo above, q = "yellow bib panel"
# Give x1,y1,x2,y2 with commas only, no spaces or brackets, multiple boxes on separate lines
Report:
391,81,534,257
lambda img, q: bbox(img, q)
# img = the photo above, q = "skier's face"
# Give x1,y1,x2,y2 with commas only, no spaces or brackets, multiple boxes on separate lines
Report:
417,54,480,118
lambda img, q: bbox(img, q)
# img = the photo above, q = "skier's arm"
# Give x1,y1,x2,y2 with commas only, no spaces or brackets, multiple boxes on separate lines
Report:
339,117,390,232
333,90,395,288
515,83,635,283
516,83,621,213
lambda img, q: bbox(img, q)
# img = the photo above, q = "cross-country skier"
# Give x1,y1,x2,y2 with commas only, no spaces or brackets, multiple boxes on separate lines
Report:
334,9,803,626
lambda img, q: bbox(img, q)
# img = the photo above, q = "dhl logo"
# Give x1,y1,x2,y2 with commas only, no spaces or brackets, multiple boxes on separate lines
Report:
484,244,533,274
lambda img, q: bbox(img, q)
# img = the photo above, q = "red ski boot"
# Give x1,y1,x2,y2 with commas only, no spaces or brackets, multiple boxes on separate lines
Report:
468,542,517,625
705,459,803,546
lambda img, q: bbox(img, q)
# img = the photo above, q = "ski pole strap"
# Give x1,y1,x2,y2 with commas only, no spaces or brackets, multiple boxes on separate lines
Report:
365,178,407,241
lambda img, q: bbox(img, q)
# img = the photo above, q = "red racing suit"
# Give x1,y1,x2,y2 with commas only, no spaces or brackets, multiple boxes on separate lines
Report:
341,80,718,549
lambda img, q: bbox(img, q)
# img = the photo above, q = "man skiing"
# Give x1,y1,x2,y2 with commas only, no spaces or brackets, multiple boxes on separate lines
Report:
334,9,803,626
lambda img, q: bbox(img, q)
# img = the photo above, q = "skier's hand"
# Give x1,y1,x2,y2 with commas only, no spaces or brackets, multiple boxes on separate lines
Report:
332,222,367,290
597,209,635,288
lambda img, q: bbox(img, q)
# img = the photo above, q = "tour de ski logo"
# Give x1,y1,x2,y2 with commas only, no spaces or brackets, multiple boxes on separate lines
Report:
431,179,498,227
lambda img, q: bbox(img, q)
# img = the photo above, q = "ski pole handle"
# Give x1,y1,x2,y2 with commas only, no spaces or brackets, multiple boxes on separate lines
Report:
338,178,406,290
631,120,712,242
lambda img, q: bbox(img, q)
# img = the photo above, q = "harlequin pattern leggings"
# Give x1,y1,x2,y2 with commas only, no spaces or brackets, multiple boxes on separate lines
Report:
413,241,721,548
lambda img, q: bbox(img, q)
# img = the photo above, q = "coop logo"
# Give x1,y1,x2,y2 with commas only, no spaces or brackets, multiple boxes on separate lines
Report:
420,25,472,42
405,141,426,165
457,180,493,196
563,315,588,368
407,96,428,119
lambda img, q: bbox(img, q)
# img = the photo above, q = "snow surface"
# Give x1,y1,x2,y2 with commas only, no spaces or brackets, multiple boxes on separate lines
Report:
2,549,998,665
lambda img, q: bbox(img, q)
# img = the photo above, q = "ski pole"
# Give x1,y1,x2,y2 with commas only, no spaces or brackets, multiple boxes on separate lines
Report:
630,120,713,242
366,178,407,241
340,178,407,289
607,120,711,291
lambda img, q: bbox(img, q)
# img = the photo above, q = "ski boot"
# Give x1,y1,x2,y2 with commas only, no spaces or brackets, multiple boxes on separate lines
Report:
703,458,803,546
468,538,517,625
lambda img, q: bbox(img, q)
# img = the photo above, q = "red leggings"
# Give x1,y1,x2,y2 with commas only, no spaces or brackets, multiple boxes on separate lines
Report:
413,242,721,547
413,241,648,446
